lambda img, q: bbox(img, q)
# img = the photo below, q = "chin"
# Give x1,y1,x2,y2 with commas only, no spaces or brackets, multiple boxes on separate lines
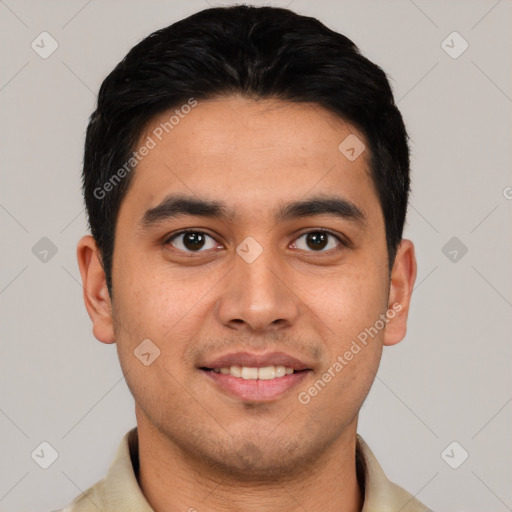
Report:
193,436,316,482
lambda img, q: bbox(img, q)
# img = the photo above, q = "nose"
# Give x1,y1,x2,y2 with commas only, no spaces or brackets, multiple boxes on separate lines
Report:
215,244,300,334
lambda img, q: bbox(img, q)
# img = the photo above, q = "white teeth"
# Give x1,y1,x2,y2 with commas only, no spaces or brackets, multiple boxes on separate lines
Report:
241,367,259,379
275,366,286,377
212,365,296,380
230,365,242,378
258,366,276,380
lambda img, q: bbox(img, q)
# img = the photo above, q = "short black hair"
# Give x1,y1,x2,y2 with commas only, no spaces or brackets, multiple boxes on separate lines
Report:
82,5,410,295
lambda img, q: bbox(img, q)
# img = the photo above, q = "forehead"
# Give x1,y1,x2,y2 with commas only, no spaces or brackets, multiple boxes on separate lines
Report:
120,95,381,225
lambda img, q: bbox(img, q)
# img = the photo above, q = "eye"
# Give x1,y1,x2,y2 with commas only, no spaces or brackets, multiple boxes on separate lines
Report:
292,229,345,252
165,230,219,252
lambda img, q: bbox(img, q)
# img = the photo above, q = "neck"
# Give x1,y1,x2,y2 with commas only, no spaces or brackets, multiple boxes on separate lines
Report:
134,416,364,512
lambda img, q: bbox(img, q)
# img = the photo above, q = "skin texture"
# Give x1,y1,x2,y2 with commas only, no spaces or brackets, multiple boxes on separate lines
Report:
77,95,417,512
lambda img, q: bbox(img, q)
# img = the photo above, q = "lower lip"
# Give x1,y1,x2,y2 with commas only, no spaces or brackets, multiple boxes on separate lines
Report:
201,369,311,402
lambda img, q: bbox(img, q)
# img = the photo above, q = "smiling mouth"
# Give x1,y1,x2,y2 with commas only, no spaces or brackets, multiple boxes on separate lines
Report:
201,365,309,380
200,366,312,402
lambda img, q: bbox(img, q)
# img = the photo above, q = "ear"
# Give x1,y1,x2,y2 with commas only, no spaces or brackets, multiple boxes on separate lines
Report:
383,239,417,347
76,235,115,344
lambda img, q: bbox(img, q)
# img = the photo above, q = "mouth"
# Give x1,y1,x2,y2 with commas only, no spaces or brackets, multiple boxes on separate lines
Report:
198,351,313,402
201,364,308,379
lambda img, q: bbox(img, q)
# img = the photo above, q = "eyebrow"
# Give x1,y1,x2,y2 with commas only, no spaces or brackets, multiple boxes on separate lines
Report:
139,193,367,228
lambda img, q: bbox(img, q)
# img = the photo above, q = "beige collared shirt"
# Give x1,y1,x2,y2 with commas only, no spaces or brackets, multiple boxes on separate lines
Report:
60,428,431,512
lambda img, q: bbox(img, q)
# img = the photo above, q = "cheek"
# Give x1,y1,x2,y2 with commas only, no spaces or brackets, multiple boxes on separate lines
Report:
111,259,214,376
302,259,388,406
110,274,199,418
113,247,193,329
299,264,389,342
295,341,382,437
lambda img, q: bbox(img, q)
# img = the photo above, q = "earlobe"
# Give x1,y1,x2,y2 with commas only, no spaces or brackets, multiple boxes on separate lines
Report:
383,239,417,347
76,235,115,344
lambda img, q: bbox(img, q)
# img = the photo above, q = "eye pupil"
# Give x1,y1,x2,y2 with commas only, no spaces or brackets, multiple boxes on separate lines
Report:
306,232,328,250
184,232,205,251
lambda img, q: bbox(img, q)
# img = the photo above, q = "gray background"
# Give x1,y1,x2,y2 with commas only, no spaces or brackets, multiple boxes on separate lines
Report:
1,0,511,511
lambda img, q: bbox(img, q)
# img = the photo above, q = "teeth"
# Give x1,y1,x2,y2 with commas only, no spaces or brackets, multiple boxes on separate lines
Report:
241,367,258,379
211,365,296,380
230,365,242,378
258,366,276,380
275,366,286,377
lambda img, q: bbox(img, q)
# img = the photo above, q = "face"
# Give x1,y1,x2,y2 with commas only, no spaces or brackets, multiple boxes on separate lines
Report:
78,95,416,480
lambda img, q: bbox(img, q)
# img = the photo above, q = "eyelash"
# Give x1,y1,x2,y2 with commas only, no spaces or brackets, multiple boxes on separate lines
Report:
164,228,347,254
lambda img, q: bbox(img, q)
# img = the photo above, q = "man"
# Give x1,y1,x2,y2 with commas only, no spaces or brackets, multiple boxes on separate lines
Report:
65,4,427,511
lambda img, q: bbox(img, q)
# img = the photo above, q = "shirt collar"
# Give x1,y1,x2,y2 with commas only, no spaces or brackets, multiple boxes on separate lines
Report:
356,435,430,511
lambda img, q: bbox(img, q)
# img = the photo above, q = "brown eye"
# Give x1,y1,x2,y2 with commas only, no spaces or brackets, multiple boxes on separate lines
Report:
167,231,218,252
293,230,343,252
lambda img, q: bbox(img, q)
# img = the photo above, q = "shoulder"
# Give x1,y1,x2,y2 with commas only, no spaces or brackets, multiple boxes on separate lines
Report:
55,478,107,512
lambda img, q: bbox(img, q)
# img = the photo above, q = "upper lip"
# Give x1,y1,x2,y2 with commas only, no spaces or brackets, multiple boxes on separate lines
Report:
200,351,312,371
